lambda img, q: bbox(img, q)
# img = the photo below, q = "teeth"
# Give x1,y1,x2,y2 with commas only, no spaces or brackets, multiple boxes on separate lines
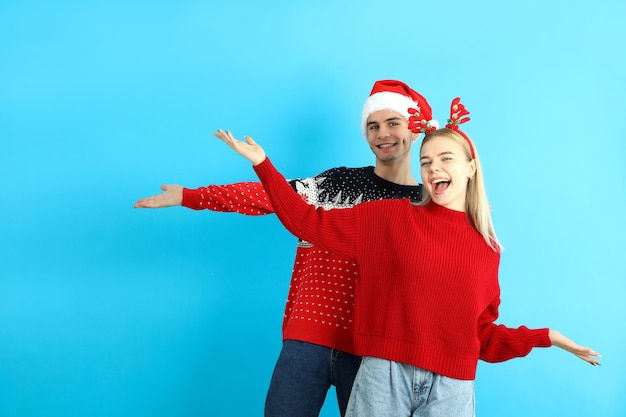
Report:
379,144,394,148
432,179,449,184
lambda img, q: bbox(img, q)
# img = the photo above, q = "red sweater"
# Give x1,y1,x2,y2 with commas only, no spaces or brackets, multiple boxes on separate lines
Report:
254,158,551,380
181,166,422,353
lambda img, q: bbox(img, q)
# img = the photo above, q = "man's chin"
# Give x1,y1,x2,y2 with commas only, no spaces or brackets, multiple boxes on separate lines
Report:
375,151,405,163
377,156,400,165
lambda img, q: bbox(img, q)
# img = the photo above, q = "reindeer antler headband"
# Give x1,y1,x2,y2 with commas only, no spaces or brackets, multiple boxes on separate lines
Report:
408,97,475,159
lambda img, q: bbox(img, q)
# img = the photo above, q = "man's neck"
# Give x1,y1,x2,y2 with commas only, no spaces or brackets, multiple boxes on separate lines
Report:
373,162,419,186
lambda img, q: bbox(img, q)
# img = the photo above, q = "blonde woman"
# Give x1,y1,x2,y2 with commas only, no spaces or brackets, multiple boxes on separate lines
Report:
213,98,600,416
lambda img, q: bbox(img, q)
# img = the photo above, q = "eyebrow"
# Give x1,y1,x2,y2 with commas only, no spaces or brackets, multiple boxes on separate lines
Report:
420,151,455,161
367,116,403,126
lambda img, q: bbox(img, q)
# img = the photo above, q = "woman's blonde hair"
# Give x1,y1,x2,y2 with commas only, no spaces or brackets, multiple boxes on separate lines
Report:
419,128,502,252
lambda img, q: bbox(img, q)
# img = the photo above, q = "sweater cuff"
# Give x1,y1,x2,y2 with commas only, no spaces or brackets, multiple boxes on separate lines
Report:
181,187,201,209
252,157,273,178
535,328,552,348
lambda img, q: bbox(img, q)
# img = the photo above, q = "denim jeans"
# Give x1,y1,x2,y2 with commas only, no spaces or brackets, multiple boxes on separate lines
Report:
345,357,475,417
264,340,362,417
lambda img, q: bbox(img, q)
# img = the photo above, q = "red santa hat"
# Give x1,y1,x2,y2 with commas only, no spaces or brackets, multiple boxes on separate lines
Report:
361,79,437,137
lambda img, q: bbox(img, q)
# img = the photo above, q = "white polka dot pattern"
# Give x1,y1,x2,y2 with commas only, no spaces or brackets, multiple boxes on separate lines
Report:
181,167,422,351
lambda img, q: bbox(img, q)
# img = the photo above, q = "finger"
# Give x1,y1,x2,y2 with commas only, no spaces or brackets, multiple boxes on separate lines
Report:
134,197,150,205
213,129,225,139
226,130,237,141
134,200,151,208
585,358,602,366
578,352,601,365
244,135,256,145
213,129,230,144
220,129,237,145
575,347,601,357
160,184,168,191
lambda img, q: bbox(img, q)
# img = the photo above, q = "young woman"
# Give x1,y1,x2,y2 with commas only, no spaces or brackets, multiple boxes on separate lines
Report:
213,98,600,416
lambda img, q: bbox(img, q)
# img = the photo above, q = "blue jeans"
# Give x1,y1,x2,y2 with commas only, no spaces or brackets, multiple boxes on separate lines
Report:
265,340,362,417
345,357,475,417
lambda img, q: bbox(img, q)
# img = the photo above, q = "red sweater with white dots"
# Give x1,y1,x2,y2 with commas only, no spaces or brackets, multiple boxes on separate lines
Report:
182,164,423,354
253,158,552,380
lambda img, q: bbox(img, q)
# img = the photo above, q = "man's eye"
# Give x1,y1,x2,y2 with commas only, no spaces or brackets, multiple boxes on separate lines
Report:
369,125,378,130
420,161,430,167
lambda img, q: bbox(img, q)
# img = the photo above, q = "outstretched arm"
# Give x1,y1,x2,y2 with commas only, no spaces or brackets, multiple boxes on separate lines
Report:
135,181,274,215
135,130,330,215
134,128,263,210
549,329,601,366
134,130,270,214
478,296,601,366
213,129,360,259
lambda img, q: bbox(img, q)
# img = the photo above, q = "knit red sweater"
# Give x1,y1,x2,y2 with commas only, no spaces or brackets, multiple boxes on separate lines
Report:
254,158,551,380
181,166,422,354
181,181,358,352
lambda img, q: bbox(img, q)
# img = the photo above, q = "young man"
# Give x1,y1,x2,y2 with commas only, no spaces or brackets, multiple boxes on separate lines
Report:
134,80,437,417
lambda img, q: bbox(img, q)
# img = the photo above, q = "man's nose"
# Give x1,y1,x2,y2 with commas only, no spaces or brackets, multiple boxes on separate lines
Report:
378,125,391,138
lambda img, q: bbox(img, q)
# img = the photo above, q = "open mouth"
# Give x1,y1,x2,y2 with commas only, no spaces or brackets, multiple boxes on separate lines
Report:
377,143,396,149
432,178,450,193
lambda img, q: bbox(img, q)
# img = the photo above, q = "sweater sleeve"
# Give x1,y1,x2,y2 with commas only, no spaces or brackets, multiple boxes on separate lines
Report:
253,158,361,259
181,182,274,215
477,295,552,363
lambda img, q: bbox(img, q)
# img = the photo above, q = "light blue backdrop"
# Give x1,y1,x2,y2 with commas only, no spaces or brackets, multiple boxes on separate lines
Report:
1,1,624,416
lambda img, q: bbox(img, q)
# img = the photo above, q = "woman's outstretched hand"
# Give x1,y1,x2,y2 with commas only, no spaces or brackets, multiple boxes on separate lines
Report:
213,129,266,166
549,329,602,366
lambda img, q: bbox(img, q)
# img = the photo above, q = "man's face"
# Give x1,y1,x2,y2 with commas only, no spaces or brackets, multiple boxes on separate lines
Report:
365,110,417,164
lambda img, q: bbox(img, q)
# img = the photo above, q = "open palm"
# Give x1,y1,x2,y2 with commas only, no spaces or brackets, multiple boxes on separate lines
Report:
213,129,266,166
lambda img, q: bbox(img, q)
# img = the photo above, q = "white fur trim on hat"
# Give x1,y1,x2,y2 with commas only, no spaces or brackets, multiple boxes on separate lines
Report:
361,91,419,137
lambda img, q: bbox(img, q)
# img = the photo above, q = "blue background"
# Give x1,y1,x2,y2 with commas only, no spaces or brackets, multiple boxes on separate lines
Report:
1,1,624,416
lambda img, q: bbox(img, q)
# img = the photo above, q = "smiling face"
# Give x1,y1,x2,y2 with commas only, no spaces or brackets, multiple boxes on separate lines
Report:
420,132,476,212
366,110,418,165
